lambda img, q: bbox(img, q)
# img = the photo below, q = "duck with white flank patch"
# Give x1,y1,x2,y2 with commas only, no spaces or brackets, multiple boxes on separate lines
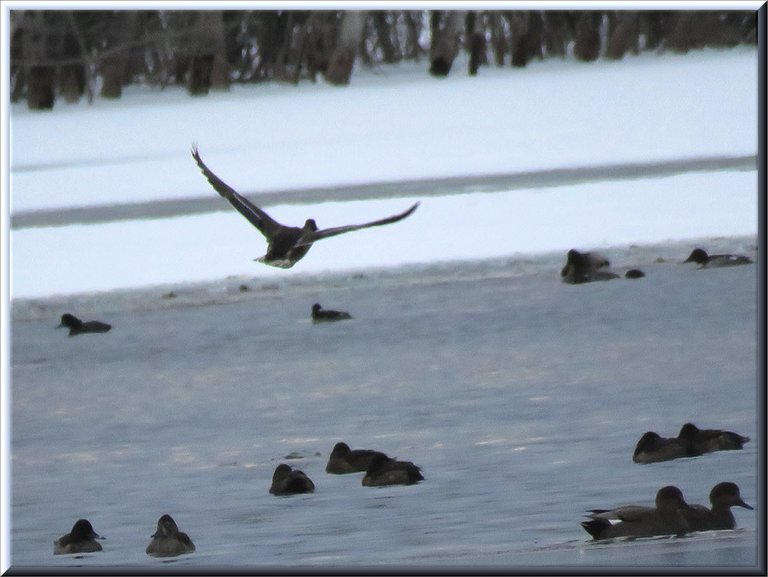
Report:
581,485,693,540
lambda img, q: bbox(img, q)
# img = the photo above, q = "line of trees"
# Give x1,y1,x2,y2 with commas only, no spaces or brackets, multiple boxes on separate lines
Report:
10,10,756,110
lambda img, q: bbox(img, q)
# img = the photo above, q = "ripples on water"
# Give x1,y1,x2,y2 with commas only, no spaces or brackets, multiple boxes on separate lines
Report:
9,236,759,570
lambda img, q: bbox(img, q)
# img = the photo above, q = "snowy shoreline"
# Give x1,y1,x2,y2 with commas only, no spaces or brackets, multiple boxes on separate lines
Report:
11,233,757,320
9,48,758,301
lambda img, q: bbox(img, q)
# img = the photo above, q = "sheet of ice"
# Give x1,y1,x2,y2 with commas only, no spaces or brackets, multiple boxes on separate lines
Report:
10,169,757,299
9,48,757,213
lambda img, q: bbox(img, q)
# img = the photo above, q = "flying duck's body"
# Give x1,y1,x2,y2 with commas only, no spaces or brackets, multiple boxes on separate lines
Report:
192,146,419,268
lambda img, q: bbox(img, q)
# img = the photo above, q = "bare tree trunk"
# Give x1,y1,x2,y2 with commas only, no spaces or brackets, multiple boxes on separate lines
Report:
303,12,337,82
542,12,573,58
58,15,85,102
429,10,461,76
373,12,398,63
100,12,139,99
325,10,366,85
466,11,486,75
187,10,229,95
573,12,601,61
489,12,507,66
10,12,27,102
403,11,424,60
605,11,639,59
508,12,530,68
28,65,55,109
63,12,95,103
206,11,230,90
21,12,55,109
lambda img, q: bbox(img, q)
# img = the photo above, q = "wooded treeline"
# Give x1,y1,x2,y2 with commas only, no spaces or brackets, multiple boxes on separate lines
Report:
10,9,756,110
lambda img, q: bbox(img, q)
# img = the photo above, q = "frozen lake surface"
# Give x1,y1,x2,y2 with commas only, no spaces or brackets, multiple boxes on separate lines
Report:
9,237,758,571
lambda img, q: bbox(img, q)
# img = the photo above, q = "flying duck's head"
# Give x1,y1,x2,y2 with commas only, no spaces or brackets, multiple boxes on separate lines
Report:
304,219,318,231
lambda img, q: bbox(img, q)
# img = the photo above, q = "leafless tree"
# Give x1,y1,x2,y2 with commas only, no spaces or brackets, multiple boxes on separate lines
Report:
8,8,757,109
325,10,366,85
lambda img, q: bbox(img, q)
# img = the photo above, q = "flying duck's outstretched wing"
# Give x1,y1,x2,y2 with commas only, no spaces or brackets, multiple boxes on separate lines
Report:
298,202,420,246
191,145,283,239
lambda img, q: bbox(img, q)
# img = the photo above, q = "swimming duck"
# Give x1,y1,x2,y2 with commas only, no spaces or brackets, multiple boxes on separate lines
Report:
677,423,750,454
581,485,693,540
269,463,315,495
361,453,424,486
145,514,195,557
312,303,352,323
624,269,646,279
54,519,103,555
560,249,618,284
632,431,700,464
325,442,390,474
685,482,753,532
683,248,752,267
192,145,419,268
57,313,111,336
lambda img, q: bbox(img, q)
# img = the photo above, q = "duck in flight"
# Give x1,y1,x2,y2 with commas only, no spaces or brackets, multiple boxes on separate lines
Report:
191,145,420,268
